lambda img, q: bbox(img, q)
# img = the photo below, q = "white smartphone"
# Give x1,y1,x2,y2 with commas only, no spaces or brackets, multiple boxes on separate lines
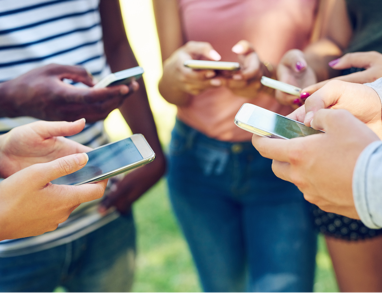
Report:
261,76,301,96
234,103,322,139
94,66,144,89
184,60,240,71
52,134,155,186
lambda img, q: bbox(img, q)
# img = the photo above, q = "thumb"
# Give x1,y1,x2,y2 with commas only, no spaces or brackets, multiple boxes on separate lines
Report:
303,80,346,126
184,41,221,61
35,153,89,187
32,119,86,139
232,40,255,55
280,49,307,73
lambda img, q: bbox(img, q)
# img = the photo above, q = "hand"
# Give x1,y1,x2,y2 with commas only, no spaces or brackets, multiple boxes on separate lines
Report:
98,154,166,215
0,119,91,178
302,51,382,94
160,41,224,104
289,80,382,138
0,153,108,240
0,64,139,122
276,49,317,107
252,109,379,218
226,40,271,98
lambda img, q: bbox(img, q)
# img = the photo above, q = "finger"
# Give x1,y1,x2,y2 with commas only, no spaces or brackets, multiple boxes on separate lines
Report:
63,85,130,104
280,49,307,73
303,80,347,125
184,41,221,61
55,179,108,207
34,153,89,186
329,52,377,70
310,108,349,132
46,64,94,87
271,160,292,182
31,119,86,139
286,105,306,122
251,135,291,162
232,40,255,55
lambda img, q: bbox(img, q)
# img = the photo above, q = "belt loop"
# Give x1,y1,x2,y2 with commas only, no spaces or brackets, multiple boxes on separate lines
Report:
185,128,198,149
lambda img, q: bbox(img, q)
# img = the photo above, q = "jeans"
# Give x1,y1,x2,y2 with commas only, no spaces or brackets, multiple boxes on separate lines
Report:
167,119,317,292
0,214,136,292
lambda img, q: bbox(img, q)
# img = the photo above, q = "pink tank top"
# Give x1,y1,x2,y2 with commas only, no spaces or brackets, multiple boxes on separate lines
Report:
177,0,317,141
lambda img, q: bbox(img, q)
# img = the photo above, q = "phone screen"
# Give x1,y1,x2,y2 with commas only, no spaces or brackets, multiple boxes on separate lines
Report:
247,108,321,139
52,138,143,185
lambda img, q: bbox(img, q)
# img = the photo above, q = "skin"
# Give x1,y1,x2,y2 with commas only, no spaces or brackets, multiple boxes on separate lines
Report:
0,63,138,122
0,120,108,240
153,0,273,106
253,79,382,291
97,0,166,215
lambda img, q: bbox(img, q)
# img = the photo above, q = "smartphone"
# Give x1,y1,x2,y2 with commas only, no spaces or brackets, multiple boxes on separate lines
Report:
52,134,155,186
234,103,322,139
261,76,301,96
94,66,144,89
184,60,240,71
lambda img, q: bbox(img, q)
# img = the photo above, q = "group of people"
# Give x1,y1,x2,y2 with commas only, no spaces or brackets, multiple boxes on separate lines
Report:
1,0,382,292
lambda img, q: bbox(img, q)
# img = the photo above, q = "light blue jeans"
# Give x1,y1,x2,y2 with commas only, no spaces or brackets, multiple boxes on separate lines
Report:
167,119,317,292
0,214,136,292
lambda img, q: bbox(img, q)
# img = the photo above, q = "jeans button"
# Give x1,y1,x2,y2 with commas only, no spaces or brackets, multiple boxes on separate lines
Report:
231,144,242,153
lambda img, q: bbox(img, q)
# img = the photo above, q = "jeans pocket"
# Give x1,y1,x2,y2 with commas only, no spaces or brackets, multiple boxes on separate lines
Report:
169,128,188,156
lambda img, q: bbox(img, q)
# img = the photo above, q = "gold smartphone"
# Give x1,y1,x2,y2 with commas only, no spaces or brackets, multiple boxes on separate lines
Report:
184,60,240,71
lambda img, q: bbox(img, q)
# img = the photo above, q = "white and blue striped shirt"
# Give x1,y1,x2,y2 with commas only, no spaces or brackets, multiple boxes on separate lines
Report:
0,0,122,256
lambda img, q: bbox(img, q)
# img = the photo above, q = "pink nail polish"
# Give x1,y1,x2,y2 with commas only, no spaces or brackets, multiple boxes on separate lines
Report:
296,61,305,71
300,92,310,99
293,98,301,104
328,58,340,67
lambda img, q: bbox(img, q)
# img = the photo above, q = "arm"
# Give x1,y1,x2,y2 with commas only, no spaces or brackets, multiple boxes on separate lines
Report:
97,0,166,214
276,0,352,106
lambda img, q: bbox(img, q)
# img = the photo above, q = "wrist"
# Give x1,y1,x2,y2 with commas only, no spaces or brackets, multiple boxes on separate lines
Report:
0,81,19,118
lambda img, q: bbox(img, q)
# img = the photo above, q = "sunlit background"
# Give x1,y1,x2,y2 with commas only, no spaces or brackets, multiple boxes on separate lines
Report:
101,0,338,291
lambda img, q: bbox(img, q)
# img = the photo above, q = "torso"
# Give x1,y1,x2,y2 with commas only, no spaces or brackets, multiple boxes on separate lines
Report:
177,0,318,141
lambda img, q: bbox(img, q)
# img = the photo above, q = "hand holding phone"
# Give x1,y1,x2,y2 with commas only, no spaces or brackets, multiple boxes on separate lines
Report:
184,60,240,71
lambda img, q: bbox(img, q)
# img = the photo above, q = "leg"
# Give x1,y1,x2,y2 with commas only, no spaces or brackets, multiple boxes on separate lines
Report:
64,214,136,292
0,245,66,292
326,236,382,292
244,200,317,292
167,125,246,292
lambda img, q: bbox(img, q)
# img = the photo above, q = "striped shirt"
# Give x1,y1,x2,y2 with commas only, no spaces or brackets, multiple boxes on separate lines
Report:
0,0,122,257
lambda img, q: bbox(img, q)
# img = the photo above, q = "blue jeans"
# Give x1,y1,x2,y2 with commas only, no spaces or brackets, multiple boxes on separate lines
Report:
0,214,136,292
167,120,317,292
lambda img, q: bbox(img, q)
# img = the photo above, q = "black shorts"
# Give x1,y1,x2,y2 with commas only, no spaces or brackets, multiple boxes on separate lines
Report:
311,205,382,241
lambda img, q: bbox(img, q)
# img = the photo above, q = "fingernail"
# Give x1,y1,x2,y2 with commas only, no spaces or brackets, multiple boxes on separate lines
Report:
295,61,306,71
210,79,221,86
120,86,129,95
210,50,221,61
293,98,301,105
75,153,88,166
300,92,310,99
233,74,242,80
205,71,216,78
232,44,244,54
328,58,340,67
304,111,314,125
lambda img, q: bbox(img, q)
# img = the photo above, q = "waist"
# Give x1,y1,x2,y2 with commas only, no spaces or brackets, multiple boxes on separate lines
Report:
177,87,292,142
